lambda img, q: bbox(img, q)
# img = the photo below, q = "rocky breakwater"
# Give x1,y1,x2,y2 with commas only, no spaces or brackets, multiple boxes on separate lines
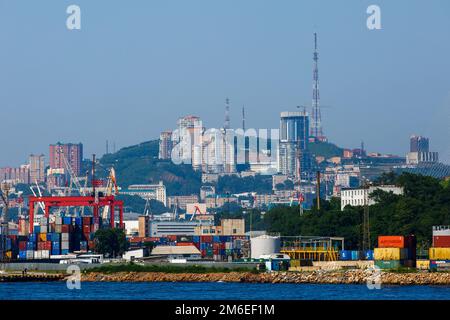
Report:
81,270,450,285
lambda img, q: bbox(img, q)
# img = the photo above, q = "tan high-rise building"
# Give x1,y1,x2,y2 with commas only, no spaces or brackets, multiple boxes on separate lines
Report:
29,154,45,183
159,131,173,160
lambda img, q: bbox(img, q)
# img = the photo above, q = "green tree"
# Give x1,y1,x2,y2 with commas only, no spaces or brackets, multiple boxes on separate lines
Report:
93,228,128,258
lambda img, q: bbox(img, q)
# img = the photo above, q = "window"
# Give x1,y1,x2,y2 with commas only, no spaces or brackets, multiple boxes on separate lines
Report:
233,229,237,234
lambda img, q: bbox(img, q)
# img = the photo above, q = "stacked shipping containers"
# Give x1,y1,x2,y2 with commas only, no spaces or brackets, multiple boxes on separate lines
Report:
15,216,101,260
429,226,450,271
128,235,249,260
374,235,416,269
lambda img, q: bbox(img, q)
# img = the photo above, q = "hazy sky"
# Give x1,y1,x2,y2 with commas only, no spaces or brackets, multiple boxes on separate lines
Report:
0,0,449,166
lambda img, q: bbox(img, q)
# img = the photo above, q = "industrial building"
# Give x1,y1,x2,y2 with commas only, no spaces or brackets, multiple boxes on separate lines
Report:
340,185,404,210
121,182,167,206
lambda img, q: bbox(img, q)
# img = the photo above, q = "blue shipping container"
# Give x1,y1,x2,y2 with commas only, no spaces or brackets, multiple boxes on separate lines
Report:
365,250,374,260
61,249,69,255
213,236,221,243
34,226,40,233
75,218,82,226
63,217,72,225
193,236,200,243
26,242,35,250
340,250,351,261
19,251,27,259
351,251,360,261
51,249,60,255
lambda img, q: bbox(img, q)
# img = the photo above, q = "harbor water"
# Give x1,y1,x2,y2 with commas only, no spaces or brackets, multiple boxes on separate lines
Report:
0,282,449,300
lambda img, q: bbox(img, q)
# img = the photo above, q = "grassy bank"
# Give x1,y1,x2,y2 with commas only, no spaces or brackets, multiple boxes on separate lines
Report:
87,263,259,274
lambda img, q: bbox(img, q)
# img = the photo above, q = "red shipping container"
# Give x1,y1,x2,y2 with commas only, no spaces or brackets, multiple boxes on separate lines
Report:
378,236,404,248
433,236,450,247
83,217,92,225
61,225,70,233
83,225,91,233
167,235,177,241
176,242,195,246
19,241,27,250
201,249,206,257
44,241,51,250
201,236,213,243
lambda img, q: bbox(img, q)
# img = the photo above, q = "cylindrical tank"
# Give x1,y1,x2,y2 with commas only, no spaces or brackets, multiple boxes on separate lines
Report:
251,235,281,259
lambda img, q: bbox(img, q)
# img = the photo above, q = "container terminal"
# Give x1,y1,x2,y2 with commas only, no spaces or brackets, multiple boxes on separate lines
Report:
1,167,450,273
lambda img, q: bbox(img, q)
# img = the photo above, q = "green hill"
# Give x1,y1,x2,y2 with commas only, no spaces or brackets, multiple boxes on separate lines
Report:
308,141,343,158
98,140,201,196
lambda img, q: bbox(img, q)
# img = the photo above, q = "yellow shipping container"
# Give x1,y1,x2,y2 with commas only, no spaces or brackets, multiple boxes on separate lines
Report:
5,251,12,259
429,248,450,260
39,233,47,242
374,248,407,260
416,260,430,270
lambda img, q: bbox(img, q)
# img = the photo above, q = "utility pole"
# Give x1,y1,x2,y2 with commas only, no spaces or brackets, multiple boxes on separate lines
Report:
316,171,321,210
362,179,371,253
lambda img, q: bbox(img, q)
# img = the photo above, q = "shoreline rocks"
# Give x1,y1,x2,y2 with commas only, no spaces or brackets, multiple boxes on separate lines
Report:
80,270,450,285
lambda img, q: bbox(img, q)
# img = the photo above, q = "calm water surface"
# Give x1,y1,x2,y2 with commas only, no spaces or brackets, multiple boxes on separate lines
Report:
0,282,449,300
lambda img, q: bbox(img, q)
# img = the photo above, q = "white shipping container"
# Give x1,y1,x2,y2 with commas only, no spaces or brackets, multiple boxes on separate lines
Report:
55,217,63,225
40,226,48,234
61,233,69,241
26,250,34,260
41,250,50,259
61,241,69,250
34,251,41,259
55,225,62,233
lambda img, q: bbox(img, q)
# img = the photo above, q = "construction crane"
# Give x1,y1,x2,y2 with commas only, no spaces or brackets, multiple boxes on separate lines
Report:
0,182,10,223
101,167,119,220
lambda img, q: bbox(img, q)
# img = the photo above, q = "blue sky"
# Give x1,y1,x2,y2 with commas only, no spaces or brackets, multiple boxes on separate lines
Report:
0,0,449,166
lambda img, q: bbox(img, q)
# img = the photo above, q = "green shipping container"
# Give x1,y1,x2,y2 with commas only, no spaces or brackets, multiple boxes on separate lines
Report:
374,260,401,269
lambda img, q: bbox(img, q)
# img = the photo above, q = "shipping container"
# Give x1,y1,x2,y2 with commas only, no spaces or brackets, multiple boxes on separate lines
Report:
430,260,450,270
33,226,40,234
61,249,69,255
18,241,27,251
39,233,47,242
374,260,401,269
18,251,27,260
378,236,404,248
200,236,213,243
429,248,450,260
350,251,360,261
432,236,450,248
374,248,408,260
63,217,72,225
55,217,63,225
26,250,34,260
61,233,69,241
364,250,374,260
416,260,430,270
75,217,82,226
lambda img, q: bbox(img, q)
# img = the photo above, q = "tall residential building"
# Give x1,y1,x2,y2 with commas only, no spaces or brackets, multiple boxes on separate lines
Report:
29,154,45,183
0,165,30,184
406,135,439,165
174,115,203,169
278,111,311,178
49,143,83,176
410,135,429,152
159,131,173,160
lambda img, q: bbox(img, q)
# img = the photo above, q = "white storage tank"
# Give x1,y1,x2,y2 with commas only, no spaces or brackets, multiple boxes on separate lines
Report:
251,235,281,259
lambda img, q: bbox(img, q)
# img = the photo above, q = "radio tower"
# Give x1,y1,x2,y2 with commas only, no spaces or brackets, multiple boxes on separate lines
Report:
310,33,324,141
224,98,230,129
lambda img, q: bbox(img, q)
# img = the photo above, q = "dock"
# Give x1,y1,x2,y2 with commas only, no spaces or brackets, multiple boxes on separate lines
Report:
0,272,65,282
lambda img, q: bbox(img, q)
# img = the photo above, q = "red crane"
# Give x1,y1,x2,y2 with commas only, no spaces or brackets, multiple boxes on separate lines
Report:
28,195,123,233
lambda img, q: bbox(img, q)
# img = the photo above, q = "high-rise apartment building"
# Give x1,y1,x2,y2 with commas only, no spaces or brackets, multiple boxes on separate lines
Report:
278,111,311,177
406,135,439,165
410,135,429,153
159,131,173,160
29,154,45,183
49,143,83,176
